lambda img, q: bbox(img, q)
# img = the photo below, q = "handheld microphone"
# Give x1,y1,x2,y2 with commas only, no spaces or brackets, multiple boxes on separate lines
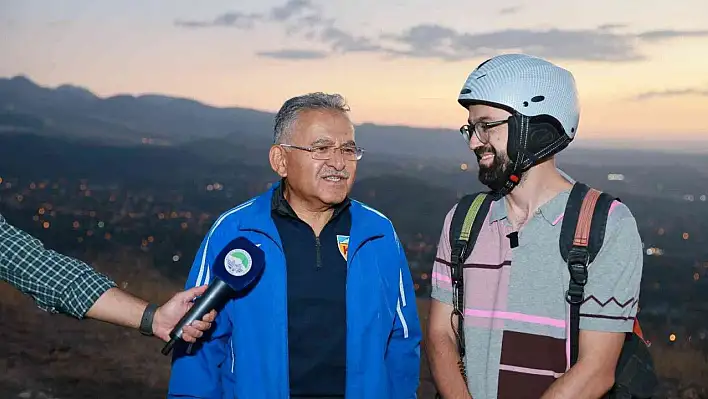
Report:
161,236,265,355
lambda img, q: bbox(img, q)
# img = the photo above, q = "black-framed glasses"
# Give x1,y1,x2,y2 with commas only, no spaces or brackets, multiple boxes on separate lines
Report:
279,143,365,161
459,119,509,144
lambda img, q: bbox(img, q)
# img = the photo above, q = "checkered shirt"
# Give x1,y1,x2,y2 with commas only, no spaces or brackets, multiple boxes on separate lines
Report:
0,212,116,319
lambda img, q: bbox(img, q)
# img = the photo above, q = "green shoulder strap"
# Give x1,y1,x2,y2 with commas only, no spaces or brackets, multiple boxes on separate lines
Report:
447,191,495,383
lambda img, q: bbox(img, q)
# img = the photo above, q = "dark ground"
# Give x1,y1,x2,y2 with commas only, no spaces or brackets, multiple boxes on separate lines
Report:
1,263,705,399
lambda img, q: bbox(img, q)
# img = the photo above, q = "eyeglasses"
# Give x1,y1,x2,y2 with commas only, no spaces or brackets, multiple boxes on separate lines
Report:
279,143,365,161
459,119,509,144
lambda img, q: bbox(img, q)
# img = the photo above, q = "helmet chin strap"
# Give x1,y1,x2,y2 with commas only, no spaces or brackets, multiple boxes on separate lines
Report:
487,113,572,199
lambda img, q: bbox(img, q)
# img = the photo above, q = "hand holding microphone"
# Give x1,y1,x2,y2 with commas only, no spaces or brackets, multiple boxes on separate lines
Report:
161,237,266,355
151,285,218,343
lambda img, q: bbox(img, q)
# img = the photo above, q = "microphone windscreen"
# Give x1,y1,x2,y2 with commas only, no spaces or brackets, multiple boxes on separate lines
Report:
211,236,266,291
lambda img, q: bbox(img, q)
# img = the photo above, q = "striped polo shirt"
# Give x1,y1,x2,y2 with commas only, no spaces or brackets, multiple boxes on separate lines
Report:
430,187,644,399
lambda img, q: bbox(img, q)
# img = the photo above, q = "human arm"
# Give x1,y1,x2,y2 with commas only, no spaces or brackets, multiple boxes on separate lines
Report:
427,300,472,399
385,231,422,399
0,213,214,341
0,212,117,318
426,207,472,399
85,285,216,342
540,330,624,399
541,206,644,399
168,228,233,399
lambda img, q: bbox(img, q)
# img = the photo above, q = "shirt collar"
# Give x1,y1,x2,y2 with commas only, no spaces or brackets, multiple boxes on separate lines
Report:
271,178,351,220
488,168,575,226
488,189,571,226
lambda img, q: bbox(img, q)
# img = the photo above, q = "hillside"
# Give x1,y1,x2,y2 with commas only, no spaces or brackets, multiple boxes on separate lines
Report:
0,75,474,161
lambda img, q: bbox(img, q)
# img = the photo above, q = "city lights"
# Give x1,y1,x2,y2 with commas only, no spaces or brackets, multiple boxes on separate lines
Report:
1,162,706,371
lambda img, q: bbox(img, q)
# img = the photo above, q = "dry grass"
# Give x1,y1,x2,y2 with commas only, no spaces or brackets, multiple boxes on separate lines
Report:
650,342,708,387
1,260,706,398
0,251,180,399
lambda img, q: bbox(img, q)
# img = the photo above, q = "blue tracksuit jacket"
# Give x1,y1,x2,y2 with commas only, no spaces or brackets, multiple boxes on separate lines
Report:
167,182,422,398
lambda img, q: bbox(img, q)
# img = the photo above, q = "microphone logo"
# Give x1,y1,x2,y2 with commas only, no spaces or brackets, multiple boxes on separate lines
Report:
224,248,252,277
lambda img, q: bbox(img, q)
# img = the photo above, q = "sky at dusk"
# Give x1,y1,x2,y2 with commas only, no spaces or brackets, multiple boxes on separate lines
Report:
2,0,708,143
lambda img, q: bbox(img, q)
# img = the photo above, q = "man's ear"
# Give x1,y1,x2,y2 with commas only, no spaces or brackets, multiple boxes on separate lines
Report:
269,145,287,177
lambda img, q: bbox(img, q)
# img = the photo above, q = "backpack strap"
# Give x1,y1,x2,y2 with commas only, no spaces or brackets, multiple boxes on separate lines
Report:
449,192,495,273
447,192,495,381
560,182,618,366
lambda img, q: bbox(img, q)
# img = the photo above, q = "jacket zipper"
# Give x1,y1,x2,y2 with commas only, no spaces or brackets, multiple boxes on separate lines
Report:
239,227,385,394
315,236,322,269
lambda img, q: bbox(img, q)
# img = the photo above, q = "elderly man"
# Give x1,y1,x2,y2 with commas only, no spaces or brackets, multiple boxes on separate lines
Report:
168,92,421,399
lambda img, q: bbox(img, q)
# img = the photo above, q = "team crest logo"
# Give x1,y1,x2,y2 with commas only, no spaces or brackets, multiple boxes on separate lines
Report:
336,235,349,260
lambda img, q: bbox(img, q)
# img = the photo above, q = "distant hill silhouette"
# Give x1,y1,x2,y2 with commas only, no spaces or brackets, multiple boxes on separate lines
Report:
0,75,475,160
0,75,274,146
3,74,707,163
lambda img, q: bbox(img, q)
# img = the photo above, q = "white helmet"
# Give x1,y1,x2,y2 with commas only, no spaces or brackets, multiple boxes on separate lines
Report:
458,53,580,138
458,53,580,195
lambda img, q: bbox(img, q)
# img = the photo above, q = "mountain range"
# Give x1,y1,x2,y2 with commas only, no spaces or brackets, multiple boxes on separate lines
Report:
0,75,478,162
3,75,707,166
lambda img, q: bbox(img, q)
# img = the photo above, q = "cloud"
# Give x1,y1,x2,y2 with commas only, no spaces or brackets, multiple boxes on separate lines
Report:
321,27,383,53
174,0,318,30
256,49,329,59
499,6,521,15
381,25,708,62
174,1,378,55
633,87,708,101
269,0,317,21
174,12,263,29
381,25,644,62
636,29,708,41
174,1,708,63
598,23,628,31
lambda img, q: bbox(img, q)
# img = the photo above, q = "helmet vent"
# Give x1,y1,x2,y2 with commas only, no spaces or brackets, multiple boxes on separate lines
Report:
531,95,545,102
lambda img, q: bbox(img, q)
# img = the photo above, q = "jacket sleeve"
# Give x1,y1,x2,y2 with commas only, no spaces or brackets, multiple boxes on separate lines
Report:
0,213,116,319
385,230,422,398
168,229,233,399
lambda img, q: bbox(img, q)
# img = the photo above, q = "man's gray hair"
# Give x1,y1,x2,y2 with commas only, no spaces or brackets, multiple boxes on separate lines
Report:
273,92,350,144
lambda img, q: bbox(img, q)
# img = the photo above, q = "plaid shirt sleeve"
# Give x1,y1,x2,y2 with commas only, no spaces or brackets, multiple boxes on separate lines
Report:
0,212,117,319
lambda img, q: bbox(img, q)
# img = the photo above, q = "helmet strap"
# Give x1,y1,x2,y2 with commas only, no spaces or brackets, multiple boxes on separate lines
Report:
490,114,573,198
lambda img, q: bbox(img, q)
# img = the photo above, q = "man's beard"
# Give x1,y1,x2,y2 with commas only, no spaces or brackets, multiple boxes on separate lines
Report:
474,145,512,191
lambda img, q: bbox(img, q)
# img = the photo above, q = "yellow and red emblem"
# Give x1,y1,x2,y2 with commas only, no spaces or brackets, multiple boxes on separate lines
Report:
336,235,349,260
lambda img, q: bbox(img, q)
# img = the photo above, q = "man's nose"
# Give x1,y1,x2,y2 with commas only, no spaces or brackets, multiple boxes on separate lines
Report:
468,133,483,151
327,150,346,170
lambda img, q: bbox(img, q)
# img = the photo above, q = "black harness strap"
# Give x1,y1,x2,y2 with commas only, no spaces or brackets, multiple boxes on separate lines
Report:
446,192,494,386
560,182,618,366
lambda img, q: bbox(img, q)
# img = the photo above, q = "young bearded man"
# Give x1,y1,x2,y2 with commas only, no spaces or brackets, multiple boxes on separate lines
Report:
426,54,644,399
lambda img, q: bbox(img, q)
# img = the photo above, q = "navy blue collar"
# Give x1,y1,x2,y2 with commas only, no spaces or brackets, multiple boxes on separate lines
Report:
238,181,388,260
270,178,351,221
